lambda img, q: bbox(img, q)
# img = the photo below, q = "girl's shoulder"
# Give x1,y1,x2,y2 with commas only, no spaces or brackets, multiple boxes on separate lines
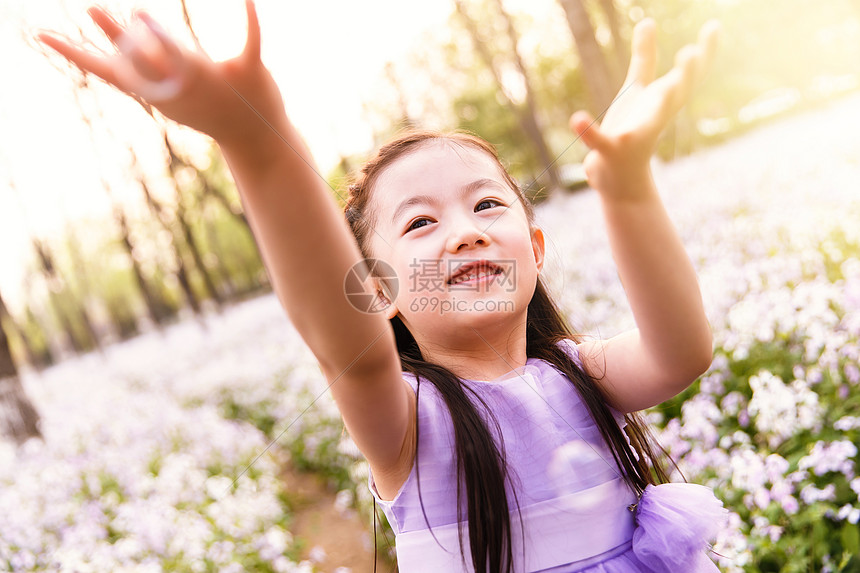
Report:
398,371,444,407
555,337,581,364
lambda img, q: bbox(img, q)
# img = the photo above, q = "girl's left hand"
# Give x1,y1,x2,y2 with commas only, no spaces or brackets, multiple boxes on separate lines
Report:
570,18,719,198
37,2,288,147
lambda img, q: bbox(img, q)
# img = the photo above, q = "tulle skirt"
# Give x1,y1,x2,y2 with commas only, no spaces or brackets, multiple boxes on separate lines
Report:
554,483,728,573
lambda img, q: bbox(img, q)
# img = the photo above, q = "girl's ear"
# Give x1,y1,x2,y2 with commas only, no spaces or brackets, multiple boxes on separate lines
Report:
374,278,400,320
531,227,546,272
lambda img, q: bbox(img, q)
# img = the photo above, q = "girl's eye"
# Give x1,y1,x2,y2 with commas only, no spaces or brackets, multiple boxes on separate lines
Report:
405,200,501,233
476,199,503,211
406,218,431,232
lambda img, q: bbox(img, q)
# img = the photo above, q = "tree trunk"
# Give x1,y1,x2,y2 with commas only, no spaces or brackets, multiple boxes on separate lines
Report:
454,0,562,193
62,228,102,351
557,0,617,114
493,0,563,194
0,290,42,444
33,239,94,354
163,134,223,309
22,301,54,369
130,152,202,315
197,162,267,298
597,0,628,85
113,204,176,325
198,174,250,231
202,206,237,299
176,200,222,309
0,294,19,380
0,297,35,369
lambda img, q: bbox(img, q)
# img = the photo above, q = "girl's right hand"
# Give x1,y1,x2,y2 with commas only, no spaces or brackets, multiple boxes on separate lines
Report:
569,19,718,200
38,0,288,145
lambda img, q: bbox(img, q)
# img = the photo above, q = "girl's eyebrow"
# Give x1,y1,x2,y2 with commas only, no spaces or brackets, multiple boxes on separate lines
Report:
390,178,509,225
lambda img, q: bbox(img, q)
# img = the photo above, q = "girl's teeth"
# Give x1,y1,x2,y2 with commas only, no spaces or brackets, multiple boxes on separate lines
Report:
453,268,497,284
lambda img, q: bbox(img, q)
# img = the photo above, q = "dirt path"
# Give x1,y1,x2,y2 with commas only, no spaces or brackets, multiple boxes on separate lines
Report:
281,461,395,572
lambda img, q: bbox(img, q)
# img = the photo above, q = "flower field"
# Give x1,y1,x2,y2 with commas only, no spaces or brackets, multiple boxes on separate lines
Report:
3,94,860,571
0,297,323,572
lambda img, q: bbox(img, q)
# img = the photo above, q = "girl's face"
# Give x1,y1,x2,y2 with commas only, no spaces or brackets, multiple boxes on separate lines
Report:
366,141,545,346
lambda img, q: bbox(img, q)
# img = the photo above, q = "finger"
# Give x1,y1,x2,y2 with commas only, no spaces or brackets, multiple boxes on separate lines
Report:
664,69,690,113
569,110,612,151
115,12,187,83
110,18,168,82
135,11,183,60
673,44,700,94
624,18,657,86
36,31,119,85
649,49,697,123
666,22,719,93
243,0,261,61
87,6,125,46
695,20,720,82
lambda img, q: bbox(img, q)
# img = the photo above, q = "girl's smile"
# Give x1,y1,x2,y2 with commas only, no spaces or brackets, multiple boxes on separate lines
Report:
447,259,505,287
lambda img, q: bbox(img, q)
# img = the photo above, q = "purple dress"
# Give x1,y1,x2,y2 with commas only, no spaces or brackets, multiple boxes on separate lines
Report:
368,339,727,572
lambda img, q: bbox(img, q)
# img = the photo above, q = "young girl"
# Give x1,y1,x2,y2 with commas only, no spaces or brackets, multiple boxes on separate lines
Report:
39,3,726,571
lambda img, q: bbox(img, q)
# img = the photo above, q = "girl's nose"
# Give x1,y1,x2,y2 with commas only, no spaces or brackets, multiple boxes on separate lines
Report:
445,219,491,253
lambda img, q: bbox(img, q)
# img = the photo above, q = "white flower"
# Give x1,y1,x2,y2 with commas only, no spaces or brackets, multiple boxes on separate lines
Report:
837,504,860,524
730,449,767,492
835,416,860,431
256,527,291,562
800,484,837,504
799,440,858,477
748,371,821,448
205,475,234,501
680,395,722,447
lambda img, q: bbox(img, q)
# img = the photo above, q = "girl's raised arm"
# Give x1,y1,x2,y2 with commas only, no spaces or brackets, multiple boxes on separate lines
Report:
38,3,411,474
570,19,720,413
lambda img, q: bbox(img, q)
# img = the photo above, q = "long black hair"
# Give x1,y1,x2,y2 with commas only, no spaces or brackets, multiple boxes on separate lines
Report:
346,130,669,572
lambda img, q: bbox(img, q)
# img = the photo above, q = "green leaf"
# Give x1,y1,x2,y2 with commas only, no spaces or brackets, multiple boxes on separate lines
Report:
842,522,860,556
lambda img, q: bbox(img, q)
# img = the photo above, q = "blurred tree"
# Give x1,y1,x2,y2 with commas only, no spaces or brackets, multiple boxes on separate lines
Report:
196,149,252,232
61,68,173,331
128,148,201,315
83,238,142,341
59,224,103,351
20,301,54,369
0,293,35,369
0,289,42,445
176,0,268,296
453,0,562,193
162,131,223,309
114,189,179,325
557,0,618,113
194,147,269,296
596,0,629,83
3,182,56,368
8,176,99,356
384,62,419,130
33,238,97,354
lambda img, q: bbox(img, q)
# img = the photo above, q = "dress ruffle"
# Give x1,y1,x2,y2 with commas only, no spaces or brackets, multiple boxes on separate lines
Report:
631,483,728,572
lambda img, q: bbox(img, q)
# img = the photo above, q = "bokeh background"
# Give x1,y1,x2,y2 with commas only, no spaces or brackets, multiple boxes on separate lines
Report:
1,0,859,571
